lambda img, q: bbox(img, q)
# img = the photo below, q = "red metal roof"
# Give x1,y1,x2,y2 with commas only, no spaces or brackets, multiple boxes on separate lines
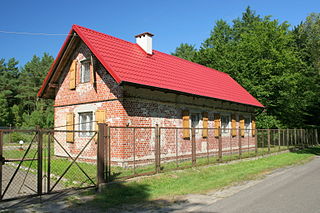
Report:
38,25,264,108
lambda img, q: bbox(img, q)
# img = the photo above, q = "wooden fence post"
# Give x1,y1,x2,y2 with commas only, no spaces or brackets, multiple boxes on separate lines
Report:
192,127,196,166
278,129,281,151
97,123,106,187
267,129,271,153
37,128,43,196
238,127,242,159
255,129,258,156
218,128,222,161
155,125,161,173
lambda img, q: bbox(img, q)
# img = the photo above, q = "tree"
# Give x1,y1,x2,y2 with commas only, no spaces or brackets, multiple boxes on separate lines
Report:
0,57,19,126
293,13,320,127
193,7,309,128
16,53,54,128
172,43,197,61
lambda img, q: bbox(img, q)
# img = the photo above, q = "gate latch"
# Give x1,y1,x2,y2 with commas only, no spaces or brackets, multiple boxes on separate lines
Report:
0,155,5,165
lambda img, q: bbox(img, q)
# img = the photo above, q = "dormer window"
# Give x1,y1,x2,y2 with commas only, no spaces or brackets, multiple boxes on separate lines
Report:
80,59,90,83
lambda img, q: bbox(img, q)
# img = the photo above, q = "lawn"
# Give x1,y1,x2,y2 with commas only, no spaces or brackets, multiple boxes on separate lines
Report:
85,147,319,209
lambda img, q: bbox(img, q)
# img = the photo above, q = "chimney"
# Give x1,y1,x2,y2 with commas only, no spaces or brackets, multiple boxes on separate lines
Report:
135,32,154,55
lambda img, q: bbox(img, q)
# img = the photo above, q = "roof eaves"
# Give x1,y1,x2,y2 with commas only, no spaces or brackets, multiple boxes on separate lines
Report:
121,81,264,108
37,28,75,98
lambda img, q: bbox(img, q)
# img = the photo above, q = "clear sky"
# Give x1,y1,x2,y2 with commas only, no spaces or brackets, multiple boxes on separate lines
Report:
0,0,319,67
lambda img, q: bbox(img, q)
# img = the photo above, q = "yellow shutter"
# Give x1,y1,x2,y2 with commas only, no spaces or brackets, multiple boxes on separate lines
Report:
252,116,256,137
182,110,190,139
69,60,77,90
66,112,74,143
95,110,106,140
240,116,245,137
231,114,237,137
202,112,208,138
214,113,221,137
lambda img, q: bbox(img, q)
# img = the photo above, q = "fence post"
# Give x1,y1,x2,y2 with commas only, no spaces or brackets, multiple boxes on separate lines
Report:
315,129,318,146
155,125,161,173
287,129,290,150
218,128,222,161
0,130,3,200
106,125,111,182
267,129,271,153
294,128,297,149
278,129,281,151
192,127,196,166
255,129,258,156
97,123,106,188
238,127,242,159
37,128,43,196
302,129,305,148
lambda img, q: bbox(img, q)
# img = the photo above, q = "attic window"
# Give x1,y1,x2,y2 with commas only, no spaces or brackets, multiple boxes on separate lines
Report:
80,59,90,83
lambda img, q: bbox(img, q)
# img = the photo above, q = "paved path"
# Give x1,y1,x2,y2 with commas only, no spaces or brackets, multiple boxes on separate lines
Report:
195,156,320,213
1,164,38,200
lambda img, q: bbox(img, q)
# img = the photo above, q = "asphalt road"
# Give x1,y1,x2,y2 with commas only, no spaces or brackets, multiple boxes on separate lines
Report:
198,156,320,213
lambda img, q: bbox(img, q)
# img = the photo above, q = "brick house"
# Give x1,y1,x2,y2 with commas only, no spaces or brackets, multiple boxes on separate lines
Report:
38,25,264,165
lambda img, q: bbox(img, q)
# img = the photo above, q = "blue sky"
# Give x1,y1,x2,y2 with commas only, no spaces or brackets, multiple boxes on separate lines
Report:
1,0,319,67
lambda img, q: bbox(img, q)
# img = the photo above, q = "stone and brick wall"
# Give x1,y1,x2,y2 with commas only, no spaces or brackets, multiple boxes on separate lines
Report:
53,40,256,166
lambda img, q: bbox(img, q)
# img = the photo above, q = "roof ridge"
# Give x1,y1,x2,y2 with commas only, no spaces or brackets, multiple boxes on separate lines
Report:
73,24,137,46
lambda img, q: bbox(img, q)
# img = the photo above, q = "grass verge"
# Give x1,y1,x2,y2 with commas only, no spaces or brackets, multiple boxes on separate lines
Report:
86,147,319,209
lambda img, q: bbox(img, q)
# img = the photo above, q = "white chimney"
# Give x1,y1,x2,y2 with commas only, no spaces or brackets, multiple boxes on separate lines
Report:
135,32,154,55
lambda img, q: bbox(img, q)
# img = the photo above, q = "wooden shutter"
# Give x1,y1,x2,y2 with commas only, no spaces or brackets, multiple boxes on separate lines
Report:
69,60,77,90
252,116,256,137
90,55,96,86
239,115,245,137
182,110,190,139
202,112,208,138
95,110,106,140
231,114,237,137
66,112,75,143
214,113,221,137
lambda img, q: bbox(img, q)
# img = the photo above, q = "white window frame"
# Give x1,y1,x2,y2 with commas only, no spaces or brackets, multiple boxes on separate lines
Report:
79,111,94,137
80,59,90,83
220,114,231,136
244,115,251,135
191,113,201,128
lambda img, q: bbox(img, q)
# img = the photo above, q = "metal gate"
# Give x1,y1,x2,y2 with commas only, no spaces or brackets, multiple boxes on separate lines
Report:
0,128,98,201
0,130,40,200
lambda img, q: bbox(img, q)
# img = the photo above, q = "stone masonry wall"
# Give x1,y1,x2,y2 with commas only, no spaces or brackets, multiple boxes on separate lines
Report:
53,40,256,166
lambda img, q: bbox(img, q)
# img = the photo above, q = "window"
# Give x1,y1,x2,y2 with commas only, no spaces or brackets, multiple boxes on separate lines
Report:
79,112,93,137
244,116,251,134
221,115,230,135
191,113,200,128
80,60,90,83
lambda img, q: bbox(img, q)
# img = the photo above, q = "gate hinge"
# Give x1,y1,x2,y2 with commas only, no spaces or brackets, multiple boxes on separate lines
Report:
0,155,5,165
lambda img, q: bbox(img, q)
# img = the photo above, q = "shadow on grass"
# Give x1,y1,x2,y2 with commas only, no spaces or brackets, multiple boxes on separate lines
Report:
291,146,320,155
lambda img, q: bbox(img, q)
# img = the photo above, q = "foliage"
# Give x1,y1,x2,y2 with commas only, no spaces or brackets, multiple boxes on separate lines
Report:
171,43,197,61
293,13,320,127
172,7,319,128
0,53,54,128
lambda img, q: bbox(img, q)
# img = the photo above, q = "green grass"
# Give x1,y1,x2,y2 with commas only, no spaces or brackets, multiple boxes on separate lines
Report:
2,142,311,190
86,147,319,209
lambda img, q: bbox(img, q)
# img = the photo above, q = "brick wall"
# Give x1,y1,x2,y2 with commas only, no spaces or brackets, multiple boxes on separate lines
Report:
53,40,256,166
